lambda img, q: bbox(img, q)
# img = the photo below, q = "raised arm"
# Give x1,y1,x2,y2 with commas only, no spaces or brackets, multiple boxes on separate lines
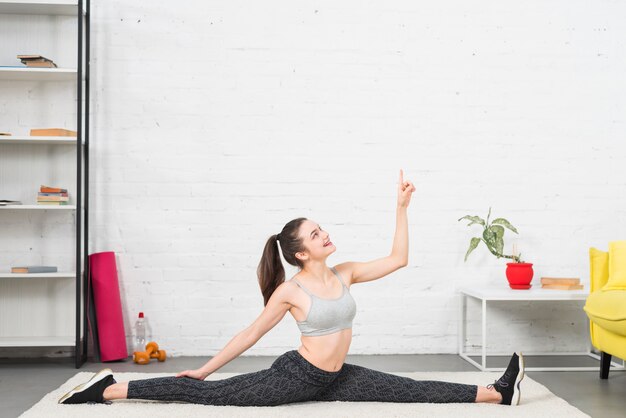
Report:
339,169,416,285
175,283,292,380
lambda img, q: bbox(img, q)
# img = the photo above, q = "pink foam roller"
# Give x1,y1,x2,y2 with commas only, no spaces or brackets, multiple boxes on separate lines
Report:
89,251,128,361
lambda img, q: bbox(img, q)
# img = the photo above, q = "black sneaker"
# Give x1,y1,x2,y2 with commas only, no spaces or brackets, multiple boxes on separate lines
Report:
488,352,525,406
58,368,116,404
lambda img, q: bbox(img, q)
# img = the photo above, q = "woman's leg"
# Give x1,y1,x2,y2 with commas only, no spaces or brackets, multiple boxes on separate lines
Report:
124,367,312,406
314,352,524,405
103,381,128,400
314,363,479,404
476,386,502,403
61,351,331,406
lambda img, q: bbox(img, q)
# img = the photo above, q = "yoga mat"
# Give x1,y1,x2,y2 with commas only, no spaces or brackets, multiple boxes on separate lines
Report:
89,251,128,361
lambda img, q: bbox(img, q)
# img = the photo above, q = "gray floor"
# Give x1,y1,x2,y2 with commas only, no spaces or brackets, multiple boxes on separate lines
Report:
1,354,625,418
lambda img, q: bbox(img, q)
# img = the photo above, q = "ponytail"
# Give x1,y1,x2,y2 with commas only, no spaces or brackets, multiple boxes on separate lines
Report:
257,235,285,306
257,217,308,306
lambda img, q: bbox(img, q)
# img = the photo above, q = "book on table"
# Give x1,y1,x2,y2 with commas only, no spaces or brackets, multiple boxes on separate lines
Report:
11,266,58,274
540,277,580,286
541,284,584,290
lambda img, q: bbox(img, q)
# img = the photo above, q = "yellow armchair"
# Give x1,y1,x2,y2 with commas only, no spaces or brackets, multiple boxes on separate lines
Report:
583,244,626,379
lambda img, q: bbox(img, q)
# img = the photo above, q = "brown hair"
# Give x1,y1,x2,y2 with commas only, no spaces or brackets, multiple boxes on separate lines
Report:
257,217,307,306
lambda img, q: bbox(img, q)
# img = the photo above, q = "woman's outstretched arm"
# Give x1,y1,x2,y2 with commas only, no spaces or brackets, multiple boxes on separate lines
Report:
175,283,293,380
338,169,416,285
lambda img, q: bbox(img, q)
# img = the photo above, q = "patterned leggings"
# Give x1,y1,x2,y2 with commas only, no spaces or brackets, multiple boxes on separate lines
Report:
127,350,477,406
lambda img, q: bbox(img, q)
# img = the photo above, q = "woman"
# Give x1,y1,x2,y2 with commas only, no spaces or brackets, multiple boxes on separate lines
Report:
59,170,524,407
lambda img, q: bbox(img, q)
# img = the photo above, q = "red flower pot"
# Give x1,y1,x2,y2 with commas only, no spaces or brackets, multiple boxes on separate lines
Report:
506,262,534,289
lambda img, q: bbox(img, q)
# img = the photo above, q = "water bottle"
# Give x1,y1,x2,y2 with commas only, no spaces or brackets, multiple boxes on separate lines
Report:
133,312,151,353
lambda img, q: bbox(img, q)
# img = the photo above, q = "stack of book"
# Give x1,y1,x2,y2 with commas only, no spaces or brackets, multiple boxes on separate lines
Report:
17,54,57,68
541,277,583,290
37,185,68,206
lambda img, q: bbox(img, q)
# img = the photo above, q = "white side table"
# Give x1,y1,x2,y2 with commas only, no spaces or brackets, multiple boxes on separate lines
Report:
458,285,626,372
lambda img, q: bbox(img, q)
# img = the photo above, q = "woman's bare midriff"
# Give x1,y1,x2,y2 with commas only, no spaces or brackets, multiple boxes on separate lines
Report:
297,329,352,372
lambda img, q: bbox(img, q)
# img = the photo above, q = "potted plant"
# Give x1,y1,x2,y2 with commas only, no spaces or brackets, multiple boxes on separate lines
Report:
458,207,533,289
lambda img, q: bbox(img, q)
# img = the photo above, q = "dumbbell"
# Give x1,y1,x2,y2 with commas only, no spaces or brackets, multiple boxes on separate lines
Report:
133,341,167,365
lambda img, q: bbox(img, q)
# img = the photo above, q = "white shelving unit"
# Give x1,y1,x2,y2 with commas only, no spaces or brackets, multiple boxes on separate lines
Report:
0,0,90,368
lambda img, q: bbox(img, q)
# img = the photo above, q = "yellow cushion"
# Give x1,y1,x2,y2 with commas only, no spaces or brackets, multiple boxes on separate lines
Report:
603,241,626,291
589,247,609,292
589,322,626,360
584,290,626,337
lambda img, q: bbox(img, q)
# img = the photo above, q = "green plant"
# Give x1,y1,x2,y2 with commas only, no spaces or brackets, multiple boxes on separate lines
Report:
458,207,523,263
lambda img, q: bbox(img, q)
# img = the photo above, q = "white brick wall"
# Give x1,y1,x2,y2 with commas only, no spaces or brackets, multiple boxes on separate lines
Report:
3,0,625,357
91,0,626,356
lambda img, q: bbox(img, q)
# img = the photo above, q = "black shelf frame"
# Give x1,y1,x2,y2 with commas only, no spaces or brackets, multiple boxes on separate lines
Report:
75,0,90,369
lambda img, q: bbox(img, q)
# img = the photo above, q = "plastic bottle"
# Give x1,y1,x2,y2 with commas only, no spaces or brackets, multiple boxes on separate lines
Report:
133,312,151,353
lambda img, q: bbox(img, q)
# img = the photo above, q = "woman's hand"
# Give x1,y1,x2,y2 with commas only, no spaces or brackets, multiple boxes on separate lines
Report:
175,368,210,380
397,169,415,208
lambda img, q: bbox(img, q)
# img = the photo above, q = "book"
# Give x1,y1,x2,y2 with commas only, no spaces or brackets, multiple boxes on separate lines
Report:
30,128,77,137
17,55,57,68
36,201,68,205
25,61,57,68
37,196,69,202
40,185,68,193
11,266,58,274
542,284,584,290
17,54,52,60
19,57,53,62
38,192,68,197
0,200,22,206
540,277,580,286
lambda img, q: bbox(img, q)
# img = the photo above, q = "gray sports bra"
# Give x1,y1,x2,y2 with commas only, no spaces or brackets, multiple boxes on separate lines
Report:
292,267,357,337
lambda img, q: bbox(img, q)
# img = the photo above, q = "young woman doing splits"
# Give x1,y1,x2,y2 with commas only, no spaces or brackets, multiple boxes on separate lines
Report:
60,170,524,407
